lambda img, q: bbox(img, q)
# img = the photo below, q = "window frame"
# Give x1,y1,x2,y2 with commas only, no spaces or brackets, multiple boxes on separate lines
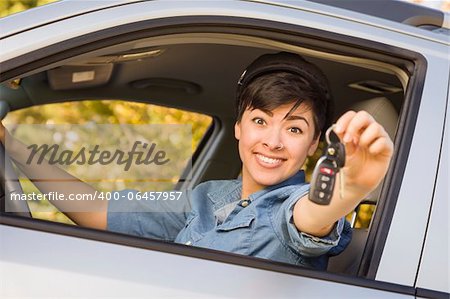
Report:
0,14,426,289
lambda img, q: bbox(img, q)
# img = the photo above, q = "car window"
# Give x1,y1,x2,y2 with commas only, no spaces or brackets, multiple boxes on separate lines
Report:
0,41,404,272
3,100,212,224
0,12,412,279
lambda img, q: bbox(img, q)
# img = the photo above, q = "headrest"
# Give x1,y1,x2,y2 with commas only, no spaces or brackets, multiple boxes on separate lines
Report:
351,97,398,140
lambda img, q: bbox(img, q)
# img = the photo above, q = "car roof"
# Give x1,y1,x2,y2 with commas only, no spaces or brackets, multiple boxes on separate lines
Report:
0,0,142,38
1,0,448,40
306,0,449,29
254,0,449,41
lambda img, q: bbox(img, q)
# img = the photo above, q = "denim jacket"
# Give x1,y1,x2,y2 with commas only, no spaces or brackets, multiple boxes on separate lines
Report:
107,171,351,270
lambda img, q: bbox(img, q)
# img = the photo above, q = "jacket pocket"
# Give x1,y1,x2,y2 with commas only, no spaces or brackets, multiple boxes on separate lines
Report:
216,213,255,231
212,213,256,254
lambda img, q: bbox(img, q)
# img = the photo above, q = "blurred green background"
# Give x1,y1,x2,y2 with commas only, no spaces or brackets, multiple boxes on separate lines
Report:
4,100,212,224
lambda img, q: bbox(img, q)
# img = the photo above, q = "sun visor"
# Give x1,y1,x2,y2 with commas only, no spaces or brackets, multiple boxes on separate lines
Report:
47,64,113,90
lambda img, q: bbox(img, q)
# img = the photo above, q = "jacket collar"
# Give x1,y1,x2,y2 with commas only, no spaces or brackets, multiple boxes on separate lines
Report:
207,171,305,211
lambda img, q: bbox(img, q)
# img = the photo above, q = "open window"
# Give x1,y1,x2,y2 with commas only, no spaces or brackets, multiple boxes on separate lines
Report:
2,100,212,224
1,15,420,284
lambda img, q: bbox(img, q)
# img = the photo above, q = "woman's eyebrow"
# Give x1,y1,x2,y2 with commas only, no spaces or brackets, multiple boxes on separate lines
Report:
284,114,310,126
259,109,273,116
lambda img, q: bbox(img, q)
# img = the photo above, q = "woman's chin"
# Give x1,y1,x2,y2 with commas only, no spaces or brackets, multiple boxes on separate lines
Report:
252,175,285,188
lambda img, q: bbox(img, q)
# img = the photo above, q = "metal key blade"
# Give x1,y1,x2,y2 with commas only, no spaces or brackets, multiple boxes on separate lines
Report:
339,169,345,199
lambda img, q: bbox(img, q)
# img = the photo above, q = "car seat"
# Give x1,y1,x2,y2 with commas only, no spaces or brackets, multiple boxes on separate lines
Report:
327,96,398,275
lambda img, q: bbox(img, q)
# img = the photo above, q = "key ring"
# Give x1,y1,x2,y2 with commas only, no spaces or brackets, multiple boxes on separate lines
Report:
325,124,337,145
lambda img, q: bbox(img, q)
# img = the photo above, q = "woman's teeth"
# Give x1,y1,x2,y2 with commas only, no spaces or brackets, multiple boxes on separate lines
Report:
256,154,282,164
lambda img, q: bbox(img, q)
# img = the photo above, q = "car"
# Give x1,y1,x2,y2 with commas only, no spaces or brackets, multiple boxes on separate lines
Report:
0,0,448,298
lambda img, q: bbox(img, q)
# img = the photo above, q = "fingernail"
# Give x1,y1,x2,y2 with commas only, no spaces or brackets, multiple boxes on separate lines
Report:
334,124,342,134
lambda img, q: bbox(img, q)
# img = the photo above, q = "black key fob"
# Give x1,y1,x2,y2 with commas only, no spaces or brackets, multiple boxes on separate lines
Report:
309,156,338,205
308,125,345,205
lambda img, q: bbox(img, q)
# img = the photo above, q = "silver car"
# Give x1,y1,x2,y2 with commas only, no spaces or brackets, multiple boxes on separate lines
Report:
0,0,448,298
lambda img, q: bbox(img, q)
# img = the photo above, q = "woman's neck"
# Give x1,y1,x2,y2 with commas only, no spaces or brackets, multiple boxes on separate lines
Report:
240,177,264,199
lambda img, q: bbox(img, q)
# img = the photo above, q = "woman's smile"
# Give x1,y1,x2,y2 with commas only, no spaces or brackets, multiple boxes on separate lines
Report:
254,152,286,167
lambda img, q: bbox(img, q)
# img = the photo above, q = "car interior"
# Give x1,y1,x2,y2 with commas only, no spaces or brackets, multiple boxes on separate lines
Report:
0,32,407,276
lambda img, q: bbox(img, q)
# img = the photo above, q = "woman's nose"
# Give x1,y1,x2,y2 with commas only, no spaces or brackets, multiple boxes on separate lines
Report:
262,129,284,151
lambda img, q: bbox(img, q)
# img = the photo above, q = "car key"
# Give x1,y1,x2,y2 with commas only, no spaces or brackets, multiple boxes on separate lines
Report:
308,125,346,205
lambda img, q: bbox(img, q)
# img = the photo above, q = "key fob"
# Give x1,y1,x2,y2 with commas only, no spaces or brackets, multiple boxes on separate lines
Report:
309,124,346,205
309,156,338,205
327,142,346,168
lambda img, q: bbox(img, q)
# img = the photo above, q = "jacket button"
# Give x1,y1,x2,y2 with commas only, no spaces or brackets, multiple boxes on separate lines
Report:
241,200,249,207
185,240,192,245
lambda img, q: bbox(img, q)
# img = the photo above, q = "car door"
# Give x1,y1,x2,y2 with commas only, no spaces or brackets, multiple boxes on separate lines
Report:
1,0,448,297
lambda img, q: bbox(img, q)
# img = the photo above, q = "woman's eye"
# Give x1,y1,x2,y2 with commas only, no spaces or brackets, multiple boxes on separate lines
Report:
289,127,303,134
252,118,265,125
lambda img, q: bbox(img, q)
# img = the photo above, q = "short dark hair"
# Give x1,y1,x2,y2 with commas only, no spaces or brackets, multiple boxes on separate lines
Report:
236,52,332,139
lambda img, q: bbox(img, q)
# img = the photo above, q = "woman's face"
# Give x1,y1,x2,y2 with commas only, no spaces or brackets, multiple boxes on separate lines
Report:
235,102,319,195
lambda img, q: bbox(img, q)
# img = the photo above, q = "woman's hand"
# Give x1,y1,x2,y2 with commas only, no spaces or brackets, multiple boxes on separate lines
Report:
334,110,394,196
294,110,394,237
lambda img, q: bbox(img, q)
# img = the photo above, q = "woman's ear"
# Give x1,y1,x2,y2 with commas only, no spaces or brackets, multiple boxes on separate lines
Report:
308,136,320,156
234,122,241,140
